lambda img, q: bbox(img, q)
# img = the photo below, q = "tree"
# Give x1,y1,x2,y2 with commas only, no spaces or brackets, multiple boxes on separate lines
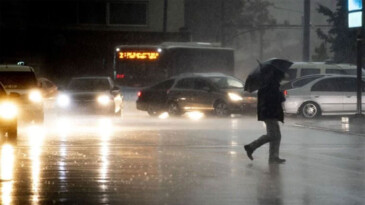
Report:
223,0,276,46
312,42,329,61
315,1,358,63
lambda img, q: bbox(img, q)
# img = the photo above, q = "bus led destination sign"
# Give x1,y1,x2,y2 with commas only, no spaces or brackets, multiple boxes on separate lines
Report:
118,51,160,60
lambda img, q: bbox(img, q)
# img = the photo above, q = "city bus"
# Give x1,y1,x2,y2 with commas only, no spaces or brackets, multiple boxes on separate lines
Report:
113,42,234,86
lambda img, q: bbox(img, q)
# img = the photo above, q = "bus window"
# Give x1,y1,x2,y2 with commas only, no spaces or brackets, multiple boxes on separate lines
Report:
325,69,346,74
300,68,320,77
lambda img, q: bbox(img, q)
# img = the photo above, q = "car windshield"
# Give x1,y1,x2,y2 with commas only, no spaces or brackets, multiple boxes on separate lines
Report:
0,72,37,89
292,75,324,87
68,78,110,91
208,77,244,89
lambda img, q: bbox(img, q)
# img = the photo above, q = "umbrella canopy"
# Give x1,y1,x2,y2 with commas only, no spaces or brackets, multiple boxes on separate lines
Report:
244,58,293,93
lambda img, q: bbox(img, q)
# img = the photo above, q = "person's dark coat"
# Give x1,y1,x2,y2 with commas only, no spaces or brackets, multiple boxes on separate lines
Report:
257,81,285,122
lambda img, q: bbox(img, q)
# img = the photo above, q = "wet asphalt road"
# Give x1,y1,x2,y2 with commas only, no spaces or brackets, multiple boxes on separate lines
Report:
0,104,365,205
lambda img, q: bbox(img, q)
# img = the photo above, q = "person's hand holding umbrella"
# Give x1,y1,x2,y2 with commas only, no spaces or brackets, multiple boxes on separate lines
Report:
244,58,293,93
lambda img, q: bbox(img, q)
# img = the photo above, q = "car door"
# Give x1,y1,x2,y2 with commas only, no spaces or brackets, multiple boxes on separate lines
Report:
191,78,215,111
341,77,357,112
310,78,344,113
342,77,365,113
171,78,195,109
148,79,175,109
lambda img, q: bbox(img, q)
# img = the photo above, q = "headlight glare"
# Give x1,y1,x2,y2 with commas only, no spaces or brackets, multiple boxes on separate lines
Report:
97,95,111,105
57,94,70,108
29,90,43,103
228,93,243,101
0,102,18,119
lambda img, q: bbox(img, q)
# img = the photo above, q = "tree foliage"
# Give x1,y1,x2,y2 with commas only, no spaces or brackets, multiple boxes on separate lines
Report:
235,0,276,28
315,1,358,63
224,0,276,45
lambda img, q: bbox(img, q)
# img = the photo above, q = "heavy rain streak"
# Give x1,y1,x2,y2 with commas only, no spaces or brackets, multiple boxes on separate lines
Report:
1,0,365,204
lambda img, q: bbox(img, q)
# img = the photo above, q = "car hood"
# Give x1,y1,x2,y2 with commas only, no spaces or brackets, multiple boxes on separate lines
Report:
63,91,112,100
220,88,256,97
5,88,35,95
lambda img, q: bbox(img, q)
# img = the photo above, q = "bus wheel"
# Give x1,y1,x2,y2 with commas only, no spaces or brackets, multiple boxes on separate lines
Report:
214,101,230,117
168,102,182,116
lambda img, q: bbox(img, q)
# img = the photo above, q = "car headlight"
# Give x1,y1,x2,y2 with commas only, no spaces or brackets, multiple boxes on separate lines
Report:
57,94,71,108
228,92,243,101
29,90,43,103
97,95,111,105
0,102,18,120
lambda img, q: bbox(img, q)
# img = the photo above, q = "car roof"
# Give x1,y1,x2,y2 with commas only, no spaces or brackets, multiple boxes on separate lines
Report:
292,75,361,89
288,74,330,82
0,64,35,72
290,62,358,69
172,72,232,79
71,76,111,80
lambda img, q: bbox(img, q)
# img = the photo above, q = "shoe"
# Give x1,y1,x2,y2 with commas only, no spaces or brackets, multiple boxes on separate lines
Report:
269,158,286,164
244,145,254,160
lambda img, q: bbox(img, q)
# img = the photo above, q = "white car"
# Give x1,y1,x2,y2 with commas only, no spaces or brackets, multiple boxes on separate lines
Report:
57,77,123,116
284,75,365,118
0,65,44,122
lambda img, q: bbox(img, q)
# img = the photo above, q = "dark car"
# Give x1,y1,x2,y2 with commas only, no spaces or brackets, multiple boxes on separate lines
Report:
56,77,123,116
136,73,257,117
0,82,18,138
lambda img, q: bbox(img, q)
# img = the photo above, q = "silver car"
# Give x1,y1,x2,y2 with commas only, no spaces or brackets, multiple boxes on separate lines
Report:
284,75,365,118
57,77,123,116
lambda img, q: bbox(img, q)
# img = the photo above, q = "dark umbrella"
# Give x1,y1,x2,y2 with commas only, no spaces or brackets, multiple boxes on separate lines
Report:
244,58,293,93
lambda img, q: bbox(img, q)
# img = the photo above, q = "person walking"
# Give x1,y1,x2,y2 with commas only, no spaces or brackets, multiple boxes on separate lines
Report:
244,68,286,164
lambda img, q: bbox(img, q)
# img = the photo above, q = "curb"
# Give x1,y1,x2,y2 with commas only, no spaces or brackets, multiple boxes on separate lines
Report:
291,123,365,137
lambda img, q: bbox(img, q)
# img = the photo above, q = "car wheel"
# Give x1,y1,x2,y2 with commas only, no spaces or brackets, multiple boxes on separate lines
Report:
168,102,182,116
300,102,321,119
214,101,230,117
147,106,160,117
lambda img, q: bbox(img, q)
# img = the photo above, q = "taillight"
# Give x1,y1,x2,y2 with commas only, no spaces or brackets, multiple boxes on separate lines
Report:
137,91,142,97
283,90,288,96
116,74,125,79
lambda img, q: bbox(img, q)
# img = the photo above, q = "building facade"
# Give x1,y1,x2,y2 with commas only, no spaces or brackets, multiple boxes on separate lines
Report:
0,0,186,82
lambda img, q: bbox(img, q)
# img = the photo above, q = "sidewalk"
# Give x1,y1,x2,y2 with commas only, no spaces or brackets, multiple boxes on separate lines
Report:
291,116,365,136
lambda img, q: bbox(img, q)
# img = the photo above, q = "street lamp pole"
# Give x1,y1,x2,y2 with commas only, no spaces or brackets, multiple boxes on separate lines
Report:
163,0,168,33
303,0,311,61
355,0,365,116
356,30,363,115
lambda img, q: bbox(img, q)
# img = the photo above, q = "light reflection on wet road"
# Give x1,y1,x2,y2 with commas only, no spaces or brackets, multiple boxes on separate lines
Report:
0,111,364,204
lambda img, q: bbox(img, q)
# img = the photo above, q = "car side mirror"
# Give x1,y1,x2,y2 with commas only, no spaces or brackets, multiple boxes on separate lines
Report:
9,92,20,98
